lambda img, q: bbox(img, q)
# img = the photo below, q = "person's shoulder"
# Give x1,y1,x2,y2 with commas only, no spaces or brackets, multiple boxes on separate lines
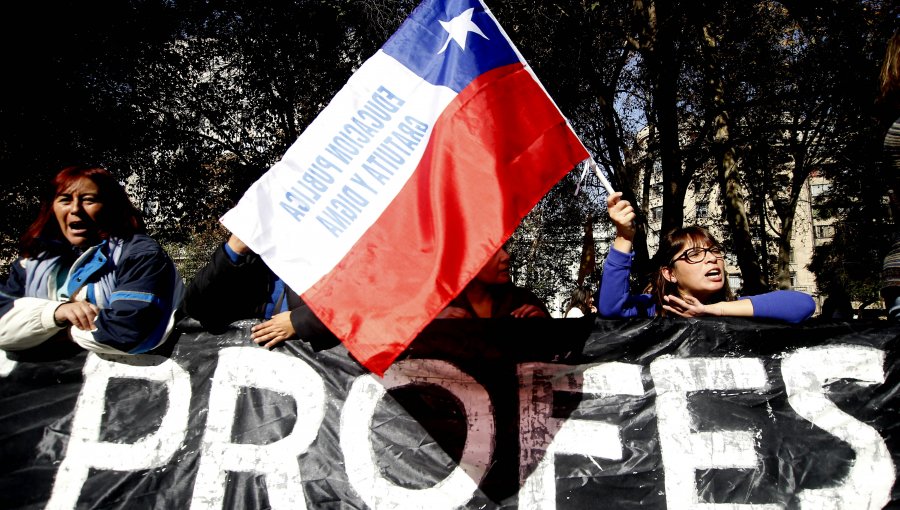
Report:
565,307,584,318
112,234,173,265
116,233,164,252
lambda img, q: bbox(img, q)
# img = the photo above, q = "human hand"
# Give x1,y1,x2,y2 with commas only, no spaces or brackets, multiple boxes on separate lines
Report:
607,192,636,241
662,294,719,318
436,306,472,319
510,304,547,318
54,302,100,331
251,311,296,348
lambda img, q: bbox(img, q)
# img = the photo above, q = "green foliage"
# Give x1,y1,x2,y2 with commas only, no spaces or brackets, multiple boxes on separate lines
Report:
162,220,229,284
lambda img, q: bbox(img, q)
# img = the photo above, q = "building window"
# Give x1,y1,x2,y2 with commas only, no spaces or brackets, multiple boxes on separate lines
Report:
652,206,663,222
652,161,662,181
810,183,830,198
696,201,709,220
790,272,797,287
814,224,835,239
728,274,743,292
653,182,664,196
725,252,738,267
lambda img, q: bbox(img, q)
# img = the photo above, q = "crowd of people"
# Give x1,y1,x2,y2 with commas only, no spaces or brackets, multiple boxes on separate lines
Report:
2,31,897,358
0,165,824,360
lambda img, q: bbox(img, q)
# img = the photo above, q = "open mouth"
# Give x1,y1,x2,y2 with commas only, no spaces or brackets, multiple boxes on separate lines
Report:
68,221,89,232
66,220,97,239
705,268,722,279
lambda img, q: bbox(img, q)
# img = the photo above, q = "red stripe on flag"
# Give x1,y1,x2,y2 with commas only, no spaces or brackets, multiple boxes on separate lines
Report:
303,63,588,375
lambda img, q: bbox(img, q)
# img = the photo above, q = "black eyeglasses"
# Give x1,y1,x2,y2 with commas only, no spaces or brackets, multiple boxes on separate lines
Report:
669,246,725,265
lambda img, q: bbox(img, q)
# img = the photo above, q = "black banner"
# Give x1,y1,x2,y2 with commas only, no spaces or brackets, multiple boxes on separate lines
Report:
1,317,898,509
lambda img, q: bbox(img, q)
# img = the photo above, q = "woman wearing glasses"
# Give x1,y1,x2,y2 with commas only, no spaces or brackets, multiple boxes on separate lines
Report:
598,192,815,323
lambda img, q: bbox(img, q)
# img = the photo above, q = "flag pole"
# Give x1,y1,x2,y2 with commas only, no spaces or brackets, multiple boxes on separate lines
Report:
574,158,615,197
590,158,615,195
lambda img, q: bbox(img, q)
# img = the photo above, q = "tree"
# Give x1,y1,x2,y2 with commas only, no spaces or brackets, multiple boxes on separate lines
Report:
1,0,895,309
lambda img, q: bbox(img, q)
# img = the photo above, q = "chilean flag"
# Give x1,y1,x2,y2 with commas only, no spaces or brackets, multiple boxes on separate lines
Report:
221,0,588,375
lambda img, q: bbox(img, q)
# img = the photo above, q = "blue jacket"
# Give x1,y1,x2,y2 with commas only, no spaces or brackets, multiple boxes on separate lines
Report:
0,234,184,354
182,242,336,348
598,247,816,324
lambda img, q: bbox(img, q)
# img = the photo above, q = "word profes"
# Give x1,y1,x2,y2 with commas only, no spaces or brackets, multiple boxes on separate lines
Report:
41,344,894,510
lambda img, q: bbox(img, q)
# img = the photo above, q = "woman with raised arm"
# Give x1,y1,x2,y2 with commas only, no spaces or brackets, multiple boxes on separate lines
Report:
0,165,184,355
598,192,815,323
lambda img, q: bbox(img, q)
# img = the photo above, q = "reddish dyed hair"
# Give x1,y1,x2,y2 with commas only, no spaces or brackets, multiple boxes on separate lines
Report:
20,165,144,257
646,226,734,316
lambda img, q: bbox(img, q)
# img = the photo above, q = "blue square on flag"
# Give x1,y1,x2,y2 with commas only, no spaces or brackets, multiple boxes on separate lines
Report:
383,0,520,92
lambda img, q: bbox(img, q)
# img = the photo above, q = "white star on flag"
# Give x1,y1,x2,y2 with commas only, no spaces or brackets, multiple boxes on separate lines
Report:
438,7,489,54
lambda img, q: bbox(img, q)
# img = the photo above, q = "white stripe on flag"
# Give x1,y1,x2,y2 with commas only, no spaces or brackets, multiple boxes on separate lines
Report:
221,52,457,294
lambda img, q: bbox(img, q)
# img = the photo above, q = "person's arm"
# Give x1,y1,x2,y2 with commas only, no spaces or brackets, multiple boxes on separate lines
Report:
508,287,550,318
598,191,654,318
0,259,68,351
250,298,341,349
608,191,636,255
662,294,754,318
290,302,339,346
68,236,183,354
662,290,816,324
183,236,272,331
0,259,74,351
744,290,816,323
436,306,472,318
597,247,652,318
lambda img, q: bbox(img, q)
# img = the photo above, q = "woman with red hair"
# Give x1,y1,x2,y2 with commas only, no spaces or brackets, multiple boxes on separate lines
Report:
0,165,184,356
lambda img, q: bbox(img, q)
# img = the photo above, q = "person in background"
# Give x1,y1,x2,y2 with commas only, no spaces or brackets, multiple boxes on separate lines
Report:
878,31,900,320
820,286,854,320
0,165,184,356
564,287,595,318
183,232,336,349
598,192,815,323
436,247,549,318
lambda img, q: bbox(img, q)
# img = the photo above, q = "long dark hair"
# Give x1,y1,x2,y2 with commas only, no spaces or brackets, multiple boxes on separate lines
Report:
565,287,593,316
647,226,733,316
20,165,144,257
878,30,900,118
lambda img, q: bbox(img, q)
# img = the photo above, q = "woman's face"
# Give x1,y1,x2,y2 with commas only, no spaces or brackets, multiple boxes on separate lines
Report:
475,248,511,285
662,240,725,302
53,177,104,248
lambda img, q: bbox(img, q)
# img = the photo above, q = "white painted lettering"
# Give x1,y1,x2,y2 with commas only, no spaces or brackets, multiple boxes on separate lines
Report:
47,354,191,509
190,347,326,510
650,356,778,510
782,345,895,510
341,359,493,509
518,362,644,510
